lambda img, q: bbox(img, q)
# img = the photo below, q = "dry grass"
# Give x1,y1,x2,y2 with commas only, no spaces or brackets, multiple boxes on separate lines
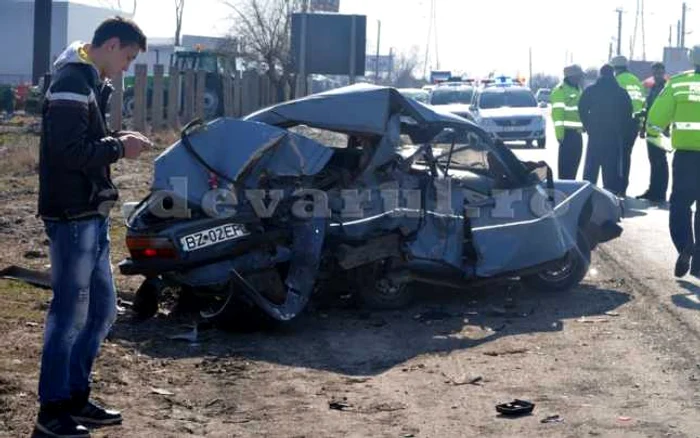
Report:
0,280,49,328
0,132,39,177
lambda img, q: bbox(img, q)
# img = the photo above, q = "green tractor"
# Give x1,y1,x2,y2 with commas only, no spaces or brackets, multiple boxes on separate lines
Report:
122,48,236,120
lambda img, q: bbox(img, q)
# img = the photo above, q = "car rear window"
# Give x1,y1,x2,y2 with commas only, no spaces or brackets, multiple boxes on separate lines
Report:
478,89,537,109
430,88,475,105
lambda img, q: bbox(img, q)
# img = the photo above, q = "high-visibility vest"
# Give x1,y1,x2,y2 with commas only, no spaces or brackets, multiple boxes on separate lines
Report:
550,82,582,141
616,71,646,116
646,70,700,151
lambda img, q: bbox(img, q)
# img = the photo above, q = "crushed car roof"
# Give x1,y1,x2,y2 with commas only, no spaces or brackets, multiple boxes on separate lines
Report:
244,83,479,136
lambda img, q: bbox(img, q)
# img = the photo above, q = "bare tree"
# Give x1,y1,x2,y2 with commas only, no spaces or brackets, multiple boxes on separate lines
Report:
529,73,560,91
223,0,302,96
391,47,423,88
175,0,186,46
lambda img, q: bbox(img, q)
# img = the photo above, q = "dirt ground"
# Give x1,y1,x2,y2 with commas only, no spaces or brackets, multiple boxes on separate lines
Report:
1,117,699,438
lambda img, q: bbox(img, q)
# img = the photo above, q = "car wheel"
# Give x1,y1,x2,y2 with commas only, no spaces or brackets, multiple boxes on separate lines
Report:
354,260,415,310
202,295,280,333
536,137,546,148
357,277,414,310
132,277,163,320
203,90,220,119
521,230,591,292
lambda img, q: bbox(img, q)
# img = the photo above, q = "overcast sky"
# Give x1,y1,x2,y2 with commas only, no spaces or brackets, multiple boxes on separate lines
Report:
75,0,697,77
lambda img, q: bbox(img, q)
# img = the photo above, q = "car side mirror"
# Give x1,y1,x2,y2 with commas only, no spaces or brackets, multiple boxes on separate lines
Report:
538,101,548,108
470,105,477,112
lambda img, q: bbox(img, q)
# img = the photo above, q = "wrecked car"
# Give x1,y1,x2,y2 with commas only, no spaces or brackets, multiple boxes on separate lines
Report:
118,84,623,325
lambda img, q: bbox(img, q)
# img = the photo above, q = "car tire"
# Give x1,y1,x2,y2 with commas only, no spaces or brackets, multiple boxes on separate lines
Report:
356,277,415,310
536,137,546,148
204,296,280,333
521,229,591,292
132,277,163,320
203,90,220,119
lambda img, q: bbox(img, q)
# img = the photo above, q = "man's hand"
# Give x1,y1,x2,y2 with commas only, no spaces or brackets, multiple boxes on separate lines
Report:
119,134,151,159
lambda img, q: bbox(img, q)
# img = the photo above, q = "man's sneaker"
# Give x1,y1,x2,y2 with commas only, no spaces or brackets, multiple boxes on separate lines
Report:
71,399,122,426
35,402,90,438
675,246,693,278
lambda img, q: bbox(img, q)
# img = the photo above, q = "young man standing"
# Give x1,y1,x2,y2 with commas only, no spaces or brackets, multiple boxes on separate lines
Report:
35,17,150,437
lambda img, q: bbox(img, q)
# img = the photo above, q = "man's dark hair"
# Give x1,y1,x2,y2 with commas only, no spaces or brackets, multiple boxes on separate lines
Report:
600,64,615,77
92,16,147,51
652,62,665,71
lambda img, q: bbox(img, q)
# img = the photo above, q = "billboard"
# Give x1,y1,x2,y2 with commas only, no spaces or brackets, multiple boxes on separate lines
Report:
291,13,366,76
365,54,393,74
310,0,340,12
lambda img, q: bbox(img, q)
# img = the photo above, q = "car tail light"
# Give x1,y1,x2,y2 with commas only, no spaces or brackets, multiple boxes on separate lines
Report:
126,236,178,260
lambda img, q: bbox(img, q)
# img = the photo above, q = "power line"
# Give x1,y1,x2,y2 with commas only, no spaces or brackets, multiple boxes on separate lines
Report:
422,0,433,78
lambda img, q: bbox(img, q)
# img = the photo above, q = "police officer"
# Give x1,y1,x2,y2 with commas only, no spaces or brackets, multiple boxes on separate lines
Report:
550,64,584,179
637,62,669,203
611,55,646,197
646,45,700,278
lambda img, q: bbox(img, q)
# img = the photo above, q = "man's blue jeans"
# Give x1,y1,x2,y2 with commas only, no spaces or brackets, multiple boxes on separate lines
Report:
38,217,117,404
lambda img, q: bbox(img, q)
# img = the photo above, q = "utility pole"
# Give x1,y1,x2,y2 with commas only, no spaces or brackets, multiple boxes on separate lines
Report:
681,2,687,48
422,0,434,79
669,25,672,46
528,47,533,90
616,8,623,56
609,41,613,60
641,0,646,60
631,0,639,60
375,20,381,82
677,20,681,47
32,0,52,85
433,0,439,70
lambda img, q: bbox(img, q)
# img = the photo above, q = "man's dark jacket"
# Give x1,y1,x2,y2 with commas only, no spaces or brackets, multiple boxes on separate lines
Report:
578,75,634,139
38,41,124,220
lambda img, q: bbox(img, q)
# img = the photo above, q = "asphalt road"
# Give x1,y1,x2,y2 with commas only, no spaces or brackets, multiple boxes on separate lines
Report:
509,117,700,349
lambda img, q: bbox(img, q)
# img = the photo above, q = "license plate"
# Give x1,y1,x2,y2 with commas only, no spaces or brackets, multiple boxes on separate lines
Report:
180,223,249,252
500,126,523,132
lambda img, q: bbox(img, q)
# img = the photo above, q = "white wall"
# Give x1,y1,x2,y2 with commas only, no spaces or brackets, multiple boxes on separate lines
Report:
0,1,68,84
0,0,131,85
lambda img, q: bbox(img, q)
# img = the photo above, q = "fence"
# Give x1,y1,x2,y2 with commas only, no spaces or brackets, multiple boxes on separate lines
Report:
108,63,290,133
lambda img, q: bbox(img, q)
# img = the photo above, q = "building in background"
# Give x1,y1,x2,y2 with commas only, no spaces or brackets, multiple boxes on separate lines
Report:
0,0,132,85
663,47,693,75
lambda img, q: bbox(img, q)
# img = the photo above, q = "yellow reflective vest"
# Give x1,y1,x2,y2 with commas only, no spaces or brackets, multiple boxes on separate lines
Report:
646,70,700,151
550,81,582,142
616,71,646,116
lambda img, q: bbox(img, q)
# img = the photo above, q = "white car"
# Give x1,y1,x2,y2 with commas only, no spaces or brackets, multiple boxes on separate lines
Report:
470,85,547,148
428,83,477,122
